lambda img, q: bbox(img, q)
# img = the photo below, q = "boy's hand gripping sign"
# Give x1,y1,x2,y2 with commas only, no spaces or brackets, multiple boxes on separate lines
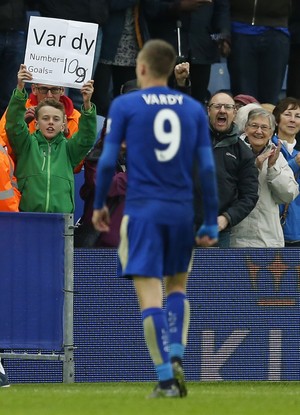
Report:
24,16,98,89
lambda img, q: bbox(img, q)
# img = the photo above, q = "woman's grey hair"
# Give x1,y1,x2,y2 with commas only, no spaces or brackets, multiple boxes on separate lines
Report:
234,103,261,133
246,108,276,132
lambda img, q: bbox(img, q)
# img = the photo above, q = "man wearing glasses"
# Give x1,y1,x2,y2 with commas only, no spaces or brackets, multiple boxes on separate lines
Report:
0,82,81,170
194,91,259,247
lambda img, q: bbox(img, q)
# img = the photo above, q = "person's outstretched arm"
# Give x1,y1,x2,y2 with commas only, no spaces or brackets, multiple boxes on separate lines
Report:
5,64,33,156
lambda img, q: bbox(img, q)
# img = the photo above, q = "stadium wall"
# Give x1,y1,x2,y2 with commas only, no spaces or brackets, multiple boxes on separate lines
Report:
4,247,300,383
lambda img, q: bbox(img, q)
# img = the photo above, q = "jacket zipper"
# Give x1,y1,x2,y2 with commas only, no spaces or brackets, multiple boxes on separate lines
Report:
252,0,258,25
42,150,46,171
45,144,51,212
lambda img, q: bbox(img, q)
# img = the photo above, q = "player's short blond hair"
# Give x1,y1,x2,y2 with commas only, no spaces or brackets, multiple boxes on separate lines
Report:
138,39,176,79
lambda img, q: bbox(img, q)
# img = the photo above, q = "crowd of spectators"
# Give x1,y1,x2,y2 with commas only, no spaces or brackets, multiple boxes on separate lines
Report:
0,0,299,236
1,0,299,236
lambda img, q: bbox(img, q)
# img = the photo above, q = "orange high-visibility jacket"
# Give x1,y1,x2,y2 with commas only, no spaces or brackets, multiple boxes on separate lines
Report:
0,143,20,212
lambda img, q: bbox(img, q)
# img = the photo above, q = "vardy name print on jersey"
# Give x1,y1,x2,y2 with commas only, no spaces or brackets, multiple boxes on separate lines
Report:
141,94,184,105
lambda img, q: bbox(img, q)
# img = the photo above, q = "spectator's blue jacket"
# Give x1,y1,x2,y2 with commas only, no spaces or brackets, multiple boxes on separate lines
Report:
272,134,300,242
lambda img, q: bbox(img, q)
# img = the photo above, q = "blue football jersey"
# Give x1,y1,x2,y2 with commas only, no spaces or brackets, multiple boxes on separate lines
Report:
102,86,212,223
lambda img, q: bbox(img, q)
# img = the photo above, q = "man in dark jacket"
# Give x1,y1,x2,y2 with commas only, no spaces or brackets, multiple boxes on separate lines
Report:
227,0,291,104
144,0,231,104
93,0,150,116
194,91,259,247
0,0,35,117
188,0,231,103
37,0,108,27
286,0,300,150
286,0,300,99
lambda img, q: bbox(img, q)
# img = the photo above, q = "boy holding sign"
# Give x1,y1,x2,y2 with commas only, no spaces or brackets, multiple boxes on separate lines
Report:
0,82,82,171
5,64,96,213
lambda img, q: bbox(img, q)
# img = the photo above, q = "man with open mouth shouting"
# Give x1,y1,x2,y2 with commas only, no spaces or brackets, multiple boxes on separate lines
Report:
194,91,259,248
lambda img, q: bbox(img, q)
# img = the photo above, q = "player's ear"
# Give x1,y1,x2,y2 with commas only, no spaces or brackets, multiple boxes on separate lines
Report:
35,121,39,129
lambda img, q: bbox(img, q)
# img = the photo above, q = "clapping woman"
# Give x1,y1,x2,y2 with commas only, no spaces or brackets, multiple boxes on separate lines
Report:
230,108,299,247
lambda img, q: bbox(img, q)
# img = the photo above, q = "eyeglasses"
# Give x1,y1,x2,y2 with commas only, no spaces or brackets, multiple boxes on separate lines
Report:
209,103,235,111
247,123,271,132
36,86,62,94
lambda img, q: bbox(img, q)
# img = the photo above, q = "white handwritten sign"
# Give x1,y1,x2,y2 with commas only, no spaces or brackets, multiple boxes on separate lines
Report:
24,16,98,89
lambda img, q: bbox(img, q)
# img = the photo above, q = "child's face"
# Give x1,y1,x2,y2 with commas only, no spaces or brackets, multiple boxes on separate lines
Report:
36,106,65,140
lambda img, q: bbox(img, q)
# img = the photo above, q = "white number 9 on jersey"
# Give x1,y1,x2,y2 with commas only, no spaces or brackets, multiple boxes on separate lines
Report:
154,109,181,162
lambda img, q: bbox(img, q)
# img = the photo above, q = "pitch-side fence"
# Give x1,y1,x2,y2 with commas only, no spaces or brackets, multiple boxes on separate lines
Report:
0,212,74,383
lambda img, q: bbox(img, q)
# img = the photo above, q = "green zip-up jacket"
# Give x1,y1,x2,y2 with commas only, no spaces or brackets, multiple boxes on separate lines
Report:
5,88,97,213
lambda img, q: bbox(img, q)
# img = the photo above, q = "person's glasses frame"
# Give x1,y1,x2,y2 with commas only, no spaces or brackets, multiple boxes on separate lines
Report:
36,86,63,95
208,103,236,111
247,123,271,132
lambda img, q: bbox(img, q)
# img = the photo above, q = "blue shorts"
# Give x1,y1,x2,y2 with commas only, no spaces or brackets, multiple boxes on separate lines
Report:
118,215,195,278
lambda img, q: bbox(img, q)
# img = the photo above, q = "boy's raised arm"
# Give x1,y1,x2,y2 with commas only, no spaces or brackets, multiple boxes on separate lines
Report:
81,80,94,111
17,64,33,91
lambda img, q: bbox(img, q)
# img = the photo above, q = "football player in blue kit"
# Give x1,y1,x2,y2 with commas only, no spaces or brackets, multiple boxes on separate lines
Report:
92,39,219,398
